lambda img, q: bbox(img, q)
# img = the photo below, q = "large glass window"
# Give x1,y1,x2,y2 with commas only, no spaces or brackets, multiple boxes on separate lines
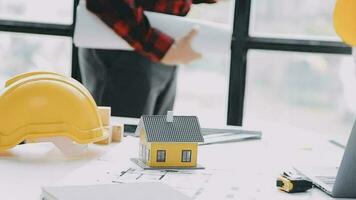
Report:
0,0,73,86
0,0,73,24
174,1,235,127
244,50,356,134
250,0,339,40
228,0,353,129
0,32,72,86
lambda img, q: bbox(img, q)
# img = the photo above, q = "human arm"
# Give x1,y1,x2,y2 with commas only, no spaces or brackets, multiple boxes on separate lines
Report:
86,0,174,62
86,0,216,64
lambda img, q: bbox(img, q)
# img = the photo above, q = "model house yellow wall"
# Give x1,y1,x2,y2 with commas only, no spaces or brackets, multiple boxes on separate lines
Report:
147,142,198,167
137,112,205,168
140,129,198,167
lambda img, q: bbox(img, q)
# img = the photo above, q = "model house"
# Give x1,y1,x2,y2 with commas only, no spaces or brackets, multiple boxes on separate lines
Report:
135,111,204,168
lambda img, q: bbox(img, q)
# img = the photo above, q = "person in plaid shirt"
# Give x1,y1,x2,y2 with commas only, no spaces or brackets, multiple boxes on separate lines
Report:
79,0,218,118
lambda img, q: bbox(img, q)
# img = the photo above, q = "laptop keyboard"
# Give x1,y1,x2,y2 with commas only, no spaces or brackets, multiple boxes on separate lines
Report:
316,175,336,186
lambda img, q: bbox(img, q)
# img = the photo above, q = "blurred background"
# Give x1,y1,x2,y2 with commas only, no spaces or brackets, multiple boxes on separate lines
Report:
0,0,355,135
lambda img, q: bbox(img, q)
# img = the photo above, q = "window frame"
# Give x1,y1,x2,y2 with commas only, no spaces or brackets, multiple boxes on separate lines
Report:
181,150,192,162
0,0,351,126
156,150,166,162
0,0,81,82
228,0,352,126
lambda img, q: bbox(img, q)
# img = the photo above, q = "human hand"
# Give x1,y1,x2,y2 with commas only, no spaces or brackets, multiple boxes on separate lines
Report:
161,27,202,65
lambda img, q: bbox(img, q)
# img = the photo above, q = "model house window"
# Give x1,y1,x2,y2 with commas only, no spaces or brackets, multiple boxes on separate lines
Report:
157,150,166,162
181,150,192,162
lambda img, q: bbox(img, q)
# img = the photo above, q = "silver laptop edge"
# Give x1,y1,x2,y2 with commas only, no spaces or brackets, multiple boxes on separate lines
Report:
331,120,356,198
295,120,356,198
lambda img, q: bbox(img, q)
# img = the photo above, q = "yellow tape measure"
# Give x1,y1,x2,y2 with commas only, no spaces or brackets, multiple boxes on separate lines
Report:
276,171,313,193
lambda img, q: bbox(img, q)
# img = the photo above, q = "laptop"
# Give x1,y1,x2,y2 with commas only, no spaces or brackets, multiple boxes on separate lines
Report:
295,120,356,198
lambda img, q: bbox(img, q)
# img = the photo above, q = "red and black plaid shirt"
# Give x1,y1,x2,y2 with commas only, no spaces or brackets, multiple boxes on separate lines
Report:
86,0,216,61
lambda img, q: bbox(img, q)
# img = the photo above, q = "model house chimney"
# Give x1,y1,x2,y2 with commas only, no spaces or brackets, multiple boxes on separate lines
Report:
166,111,173,122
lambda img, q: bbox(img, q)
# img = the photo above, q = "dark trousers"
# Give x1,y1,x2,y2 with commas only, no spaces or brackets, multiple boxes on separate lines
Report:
78,48,177,118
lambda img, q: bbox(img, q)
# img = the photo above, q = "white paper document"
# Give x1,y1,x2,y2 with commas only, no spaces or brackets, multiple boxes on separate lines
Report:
112,167,212,199
56,162,241,200
74,1,232,55
42,182,191,200
54,137,244,200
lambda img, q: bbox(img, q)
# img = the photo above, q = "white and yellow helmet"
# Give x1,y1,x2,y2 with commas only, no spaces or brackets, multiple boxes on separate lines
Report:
334,0,356,46
0,71,107,151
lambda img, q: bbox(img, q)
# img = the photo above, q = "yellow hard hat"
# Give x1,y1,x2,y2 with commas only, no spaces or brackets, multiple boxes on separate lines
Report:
334,0,356,46
0,71,107,151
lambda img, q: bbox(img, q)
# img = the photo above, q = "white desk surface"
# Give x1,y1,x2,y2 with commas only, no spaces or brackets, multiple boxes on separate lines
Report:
0,120,351,200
